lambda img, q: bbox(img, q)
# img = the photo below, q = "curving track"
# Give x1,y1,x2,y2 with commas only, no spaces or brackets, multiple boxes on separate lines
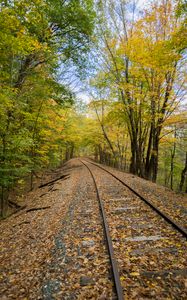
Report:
80,158,187,299
84,159,187,238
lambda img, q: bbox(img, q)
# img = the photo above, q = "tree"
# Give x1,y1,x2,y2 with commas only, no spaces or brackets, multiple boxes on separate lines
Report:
90,0,186,182
0,0,95,217
179,152,187,192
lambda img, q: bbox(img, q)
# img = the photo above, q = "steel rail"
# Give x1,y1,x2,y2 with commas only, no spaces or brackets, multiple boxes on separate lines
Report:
80,159,124,300
83,159,187,239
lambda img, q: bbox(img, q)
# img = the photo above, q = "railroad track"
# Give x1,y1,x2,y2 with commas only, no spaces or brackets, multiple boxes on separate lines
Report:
80,159,187,299
80,159,124,300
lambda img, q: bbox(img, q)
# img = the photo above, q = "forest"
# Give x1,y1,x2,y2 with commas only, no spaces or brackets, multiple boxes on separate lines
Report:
0,0,187,217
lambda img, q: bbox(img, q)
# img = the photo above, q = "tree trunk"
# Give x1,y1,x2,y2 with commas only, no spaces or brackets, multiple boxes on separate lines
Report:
65,144,70,161
0,186,9,218
30,171,34,191
149,133,159,182
145,125,153,179
179,152,187,192
170,151,174,190
151,150,158,183
0,187,5,218
129,142,136,174
170,128,176,190
164,149,169,187
70,143,74,159
94,146,99,161
98,145,104,163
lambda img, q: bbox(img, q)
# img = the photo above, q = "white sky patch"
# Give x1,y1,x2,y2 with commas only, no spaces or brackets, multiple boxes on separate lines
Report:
77,91,90,104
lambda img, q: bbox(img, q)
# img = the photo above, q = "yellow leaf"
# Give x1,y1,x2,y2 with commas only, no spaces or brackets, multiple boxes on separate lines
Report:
130,272,140,276
120,276,125,281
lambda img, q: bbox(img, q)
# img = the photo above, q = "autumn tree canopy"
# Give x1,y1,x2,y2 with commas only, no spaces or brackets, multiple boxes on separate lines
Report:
0,0,95,216
0,0,186,217
86,0,187,184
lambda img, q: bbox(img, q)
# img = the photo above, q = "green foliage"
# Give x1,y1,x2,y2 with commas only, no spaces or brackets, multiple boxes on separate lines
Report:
0,0,95,216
